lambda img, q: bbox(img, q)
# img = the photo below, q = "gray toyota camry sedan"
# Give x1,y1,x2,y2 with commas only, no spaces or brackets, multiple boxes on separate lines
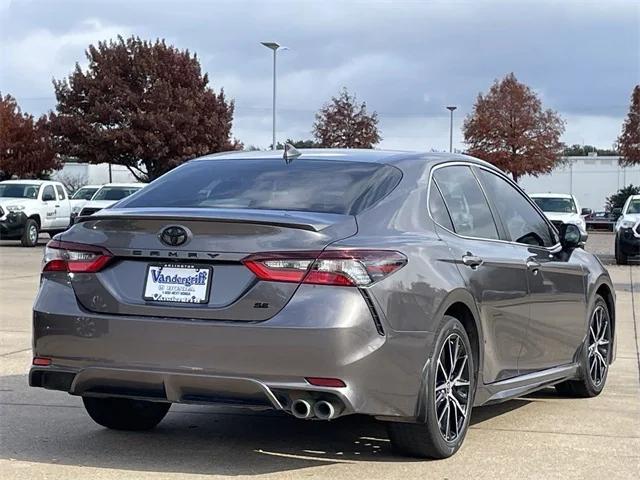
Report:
30,149,615,458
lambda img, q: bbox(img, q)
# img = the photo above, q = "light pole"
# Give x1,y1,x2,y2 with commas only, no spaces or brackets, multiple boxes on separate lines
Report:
261,42,282,150
446,106,457,153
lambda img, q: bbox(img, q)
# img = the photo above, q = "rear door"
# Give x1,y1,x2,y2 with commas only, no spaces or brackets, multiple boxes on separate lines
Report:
39,184,57,229
54,184,71,228
430,165,530,383
475,167,588,373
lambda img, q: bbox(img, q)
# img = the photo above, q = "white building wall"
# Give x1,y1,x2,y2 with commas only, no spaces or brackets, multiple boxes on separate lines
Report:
519,156,640,211
51,162,139,186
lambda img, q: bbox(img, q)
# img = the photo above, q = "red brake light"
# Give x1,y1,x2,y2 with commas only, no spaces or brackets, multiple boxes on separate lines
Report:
242,250,406,286
43,240,113,273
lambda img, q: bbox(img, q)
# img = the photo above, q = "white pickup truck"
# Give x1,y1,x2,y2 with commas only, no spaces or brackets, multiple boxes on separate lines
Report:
0,180,72,247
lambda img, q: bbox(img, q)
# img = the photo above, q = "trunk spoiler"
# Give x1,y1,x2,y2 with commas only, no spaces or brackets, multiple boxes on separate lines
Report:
78,207,351,232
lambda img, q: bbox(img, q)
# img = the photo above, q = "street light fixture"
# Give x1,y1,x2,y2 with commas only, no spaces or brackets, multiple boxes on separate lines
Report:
446,106,457,153
261,41,283,150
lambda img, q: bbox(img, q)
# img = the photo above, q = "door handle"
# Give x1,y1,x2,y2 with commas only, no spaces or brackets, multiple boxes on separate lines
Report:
55,204,60,208
462,254,483,269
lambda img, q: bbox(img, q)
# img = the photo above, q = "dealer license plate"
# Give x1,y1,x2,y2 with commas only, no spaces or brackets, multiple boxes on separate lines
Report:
143,264,212,304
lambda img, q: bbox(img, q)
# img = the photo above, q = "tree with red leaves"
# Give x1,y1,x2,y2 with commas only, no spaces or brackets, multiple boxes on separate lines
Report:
313,88,381,148
0,94,58,180
618,85,640,167
463,73,565,183
50,36,240,182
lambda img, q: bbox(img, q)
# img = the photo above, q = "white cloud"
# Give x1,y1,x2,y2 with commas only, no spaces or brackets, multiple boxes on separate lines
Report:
562,114,623,150
0,18,130,99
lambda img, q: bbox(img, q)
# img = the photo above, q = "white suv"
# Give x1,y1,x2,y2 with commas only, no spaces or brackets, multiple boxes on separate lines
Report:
614,194,640,264
0,180,72,246
77,183,145,219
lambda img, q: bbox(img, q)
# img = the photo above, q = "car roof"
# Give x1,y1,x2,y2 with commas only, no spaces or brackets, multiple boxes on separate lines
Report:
629,194,640,200
194,148,499,170
528,193,575,199
0,179,49,185
97,183,145,188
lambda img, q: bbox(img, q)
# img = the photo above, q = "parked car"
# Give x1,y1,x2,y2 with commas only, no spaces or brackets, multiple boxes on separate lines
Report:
30,150,615,459
69,184,101,220
0,180,71,246
585,211,616,231
529,193,588,239
77,183,145,219
614,194,640,264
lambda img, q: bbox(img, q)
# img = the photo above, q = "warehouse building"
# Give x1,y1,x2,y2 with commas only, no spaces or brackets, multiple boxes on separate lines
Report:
519,155,640,211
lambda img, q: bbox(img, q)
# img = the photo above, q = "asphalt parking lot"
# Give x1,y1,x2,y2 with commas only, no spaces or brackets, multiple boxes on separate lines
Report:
0,232,638,479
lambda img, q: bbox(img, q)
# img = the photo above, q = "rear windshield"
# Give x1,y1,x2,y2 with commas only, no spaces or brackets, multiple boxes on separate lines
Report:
0,183,40,199
93,186,141,201
532,197,577,213
118,159,402,215
71,187,99,200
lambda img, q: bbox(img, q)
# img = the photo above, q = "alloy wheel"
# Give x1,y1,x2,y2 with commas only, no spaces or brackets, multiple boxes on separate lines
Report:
434,333,471,442
29,225,38,244
588,305,610,387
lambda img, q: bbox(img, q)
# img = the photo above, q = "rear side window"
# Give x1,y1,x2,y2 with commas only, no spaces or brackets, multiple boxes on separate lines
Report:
433,166,499,240
119,159,402,215
428,180,453,230
55,185,66,200
477,169,556,247
42,185,56,201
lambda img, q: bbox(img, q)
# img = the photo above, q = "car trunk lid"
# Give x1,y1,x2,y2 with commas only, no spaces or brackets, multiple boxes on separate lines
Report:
62,208,357,321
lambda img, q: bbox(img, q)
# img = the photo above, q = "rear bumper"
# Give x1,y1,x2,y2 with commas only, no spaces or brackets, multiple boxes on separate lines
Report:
617,228,640,257
31,276,434,420
0,212,27,239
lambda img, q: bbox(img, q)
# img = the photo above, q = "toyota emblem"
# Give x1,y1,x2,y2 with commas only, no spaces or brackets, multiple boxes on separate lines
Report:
159,225,190,247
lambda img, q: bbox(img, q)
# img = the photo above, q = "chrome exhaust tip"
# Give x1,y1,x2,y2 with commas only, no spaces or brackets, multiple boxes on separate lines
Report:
313,400,339,420
291,399,313,419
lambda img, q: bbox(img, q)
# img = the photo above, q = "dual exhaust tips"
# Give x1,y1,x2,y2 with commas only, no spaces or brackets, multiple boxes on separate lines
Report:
291,398,341,420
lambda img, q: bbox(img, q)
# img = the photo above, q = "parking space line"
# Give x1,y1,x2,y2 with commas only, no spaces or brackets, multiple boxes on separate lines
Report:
0,347,31,357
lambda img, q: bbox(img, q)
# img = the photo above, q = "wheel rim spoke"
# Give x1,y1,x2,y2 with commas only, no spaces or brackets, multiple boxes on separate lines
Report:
435,332,471,442
587,306,609,387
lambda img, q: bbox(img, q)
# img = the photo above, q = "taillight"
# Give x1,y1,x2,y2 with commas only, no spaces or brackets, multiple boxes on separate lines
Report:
42,240,113,273
242,250,407,286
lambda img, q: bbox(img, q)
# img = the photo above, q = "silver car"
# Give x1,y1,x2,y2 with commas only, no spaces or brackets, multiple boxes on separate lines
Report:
31,149,615,458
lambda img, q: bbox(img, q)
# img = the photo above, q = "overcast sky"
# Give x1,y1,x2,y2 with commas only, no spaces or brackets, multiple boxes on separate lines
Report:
1,0,638,151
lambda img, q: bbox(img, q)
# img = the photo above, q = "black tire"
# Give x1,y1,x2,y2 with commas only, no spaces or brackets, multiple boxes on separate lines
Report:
615,234,628,265
20,219,39,247
48,230,66,238
555,295,611,398
387,316,475,459
83,396,170,431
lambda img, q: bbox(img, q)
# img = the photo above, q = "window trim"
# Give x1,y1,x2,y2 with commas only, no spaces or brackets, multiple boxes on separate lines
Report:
426,161,562,253
428,179,455,231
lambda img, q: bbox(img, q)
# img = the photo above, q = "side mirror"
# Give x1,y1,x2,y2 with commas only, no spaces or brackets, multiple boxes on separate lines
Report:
612,207,622,220
559,223,586,250
581,208,592,216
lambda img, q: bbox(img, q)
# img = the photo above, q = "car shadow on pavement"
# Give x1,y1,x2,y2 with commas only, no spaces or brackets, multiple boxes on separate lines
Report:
1,373,531,475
